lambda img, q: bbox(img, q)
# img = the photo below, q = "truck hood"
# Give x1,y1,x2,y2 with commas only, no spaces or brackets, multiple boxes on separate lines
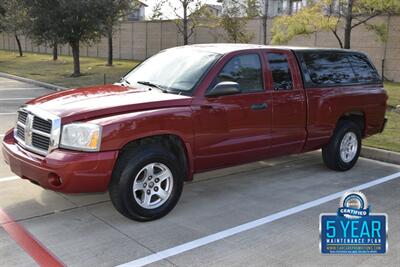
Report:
27,84,192,122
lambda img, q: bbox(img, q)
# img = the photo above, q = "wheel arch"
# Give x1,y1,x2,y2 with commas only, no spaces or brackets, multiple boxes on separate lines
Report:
337,110,366,137
117,133,194,181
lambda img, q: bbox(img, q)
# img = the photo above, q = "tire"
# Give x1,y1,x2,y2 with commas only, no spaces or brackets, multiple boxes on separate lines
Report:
109,142,184,221
322,120,362,171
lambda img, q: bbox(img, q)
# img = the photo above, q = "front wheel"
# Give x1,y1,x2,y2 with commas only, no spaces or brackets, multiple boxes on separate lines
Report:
109,143,184,221
322,121,362,171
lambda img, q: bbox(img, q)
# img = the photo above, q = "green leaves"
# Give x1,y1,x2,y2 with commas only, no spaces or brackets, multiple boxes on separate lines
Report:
150,0,167,21
365,22,389,42
220,0,255,43
245,0,261,18
25,0,120,45
354,0,400,15
271,0,400,48
271,3,338,45
0,0,29,35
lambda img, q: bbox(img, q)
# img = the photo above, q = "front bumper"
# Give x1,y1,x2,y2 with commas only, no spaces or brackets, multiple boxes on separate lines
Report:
2,129,118,193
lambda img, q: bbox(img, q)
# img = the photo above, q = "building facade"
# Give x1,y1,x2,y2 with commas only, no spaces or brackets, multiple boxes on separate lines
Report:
127,1,148,21
218,0,307,17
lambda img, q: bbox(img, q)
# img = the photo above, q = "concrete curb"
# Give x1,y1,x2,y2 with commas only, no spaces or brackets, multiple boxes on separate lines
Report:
0,72,66,91
361,146,400,165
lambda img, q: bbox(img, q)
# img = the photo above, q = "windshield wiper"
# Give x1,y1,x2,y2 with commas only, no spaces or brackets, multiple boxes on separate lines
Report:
137,81,168,93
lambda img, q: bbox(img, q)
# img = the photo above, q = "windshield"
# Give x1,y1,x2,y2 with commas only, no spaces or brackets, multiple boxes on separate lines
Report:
124,48,221,93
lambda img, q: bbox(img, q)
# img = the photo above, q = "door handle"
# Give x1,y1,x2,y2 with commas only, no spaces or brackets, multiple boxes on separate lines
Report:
251,103,268,110
200,105,213,110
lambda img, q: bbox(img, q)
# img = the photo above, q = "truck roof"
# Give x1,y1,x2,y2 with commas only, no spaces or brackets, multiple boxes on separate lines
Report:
175,43,361,55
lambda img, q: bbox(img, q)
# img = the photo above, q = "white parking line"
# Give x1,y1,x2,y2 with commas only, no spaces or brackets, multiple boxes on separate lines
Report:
0,80,25,83
0,113,16,115
118,171,400,267
0,176,19,182
0,98,32,101
0,87,44,90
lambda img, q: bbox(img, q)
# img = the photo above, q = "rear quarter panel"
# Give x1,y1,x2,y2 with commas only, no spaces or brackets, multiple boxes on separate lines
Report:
303,83,387,151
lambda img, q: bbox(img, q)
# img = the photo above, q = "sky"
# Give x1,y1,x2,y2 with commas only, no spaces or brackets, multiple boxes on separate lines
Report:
143,0,222,19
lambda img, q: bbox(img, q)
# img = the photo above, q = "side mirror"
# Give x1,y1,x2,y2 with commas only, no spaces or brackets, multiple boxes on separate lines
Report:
206,81,241,97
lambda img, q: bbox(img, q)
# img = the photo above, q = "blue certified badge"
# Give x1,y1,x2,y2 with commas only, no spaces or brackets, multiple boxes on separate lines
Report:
320,191,387,254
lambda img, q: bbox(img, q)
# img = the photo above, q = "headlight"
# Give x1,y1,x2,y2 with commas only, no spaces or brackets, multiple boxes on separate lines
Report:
60,123,102,151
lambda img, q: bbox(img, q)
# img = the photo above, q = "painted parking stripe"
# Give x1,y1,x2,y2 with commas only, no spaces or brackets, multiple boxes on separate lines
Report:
0,98,32,101
0,81,28,84
0,209,65,267
0,176,19,182
118,171,400,267
0,113,16,115
0,87,44,90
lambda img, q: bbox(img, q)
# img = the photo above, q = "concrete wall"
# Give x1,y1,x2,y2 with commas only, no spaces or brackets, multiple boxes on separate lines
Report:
1,16,399,81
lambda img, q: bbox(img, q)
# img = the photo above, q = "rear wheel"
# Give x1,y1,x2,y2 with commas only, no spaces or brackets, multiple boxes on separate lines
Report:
322,121,361,171
109,143,184,221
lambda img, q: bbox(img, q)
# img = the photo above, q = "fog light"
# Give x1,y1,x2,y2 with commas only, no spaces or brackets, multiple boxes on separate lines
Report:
48,173,62,187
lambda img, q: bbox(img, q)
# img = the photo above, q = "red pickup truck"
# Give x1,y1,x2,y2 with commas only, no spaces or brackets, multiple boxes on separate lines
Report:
2,44,387,221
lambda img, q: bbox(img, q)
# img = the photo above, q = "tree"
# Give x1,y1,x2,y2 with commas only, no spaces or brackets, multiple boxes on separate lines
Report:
150,0,166,20
261,0,270,44
103,0,137,66
24,0,63,60
171,0,208,45
271,0,400,49
0,0,29,57
220,0,254,43
245,0,261,18
32,0,108,76
61,0,110,76
287,0,293,15
0,2,5,16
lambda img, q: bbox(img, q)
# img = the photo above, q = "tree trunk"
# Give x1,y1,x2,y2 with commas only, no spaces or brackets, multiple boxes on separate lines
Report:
344,0,353,49
52,40,58,61
343,27,351,49
263,0,269,45
70,41,81,76
287,0,293,15
107,29,113,66
15,34,23,57
183,3,188,45
330,29,344,48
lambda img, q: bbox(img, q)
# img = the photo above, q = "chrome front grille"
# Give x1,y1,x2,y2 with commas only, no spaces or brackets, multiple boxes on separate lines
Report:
32,132,51,150
18,111,28,124
16,124,25,140
14,106,61,156
33,116,52,134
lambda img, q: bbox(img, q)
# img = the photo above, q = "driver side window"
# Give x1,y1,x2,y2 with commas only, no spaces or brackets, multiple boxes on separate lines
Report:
211,54,264,94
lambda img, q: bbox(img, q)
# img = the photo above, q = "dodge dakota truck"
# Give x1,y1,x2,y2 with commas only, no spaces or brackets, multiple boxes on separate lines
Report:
2,44,387,221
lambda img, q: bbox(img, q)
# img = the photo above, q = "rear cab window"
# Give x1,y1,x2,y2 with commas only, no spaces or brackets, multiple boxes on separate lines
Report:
295,50,382,88
347,54,381,83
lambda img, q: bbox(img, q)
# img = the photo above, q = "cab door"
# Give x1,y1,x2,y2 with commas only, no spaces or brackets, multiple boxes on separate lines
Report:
193,52,273,171
263,50,307,155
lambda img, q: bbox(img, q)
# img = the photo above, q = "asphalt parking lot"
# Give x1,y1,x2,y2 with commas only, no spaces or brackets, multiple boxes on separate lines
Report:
1,76,400,267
